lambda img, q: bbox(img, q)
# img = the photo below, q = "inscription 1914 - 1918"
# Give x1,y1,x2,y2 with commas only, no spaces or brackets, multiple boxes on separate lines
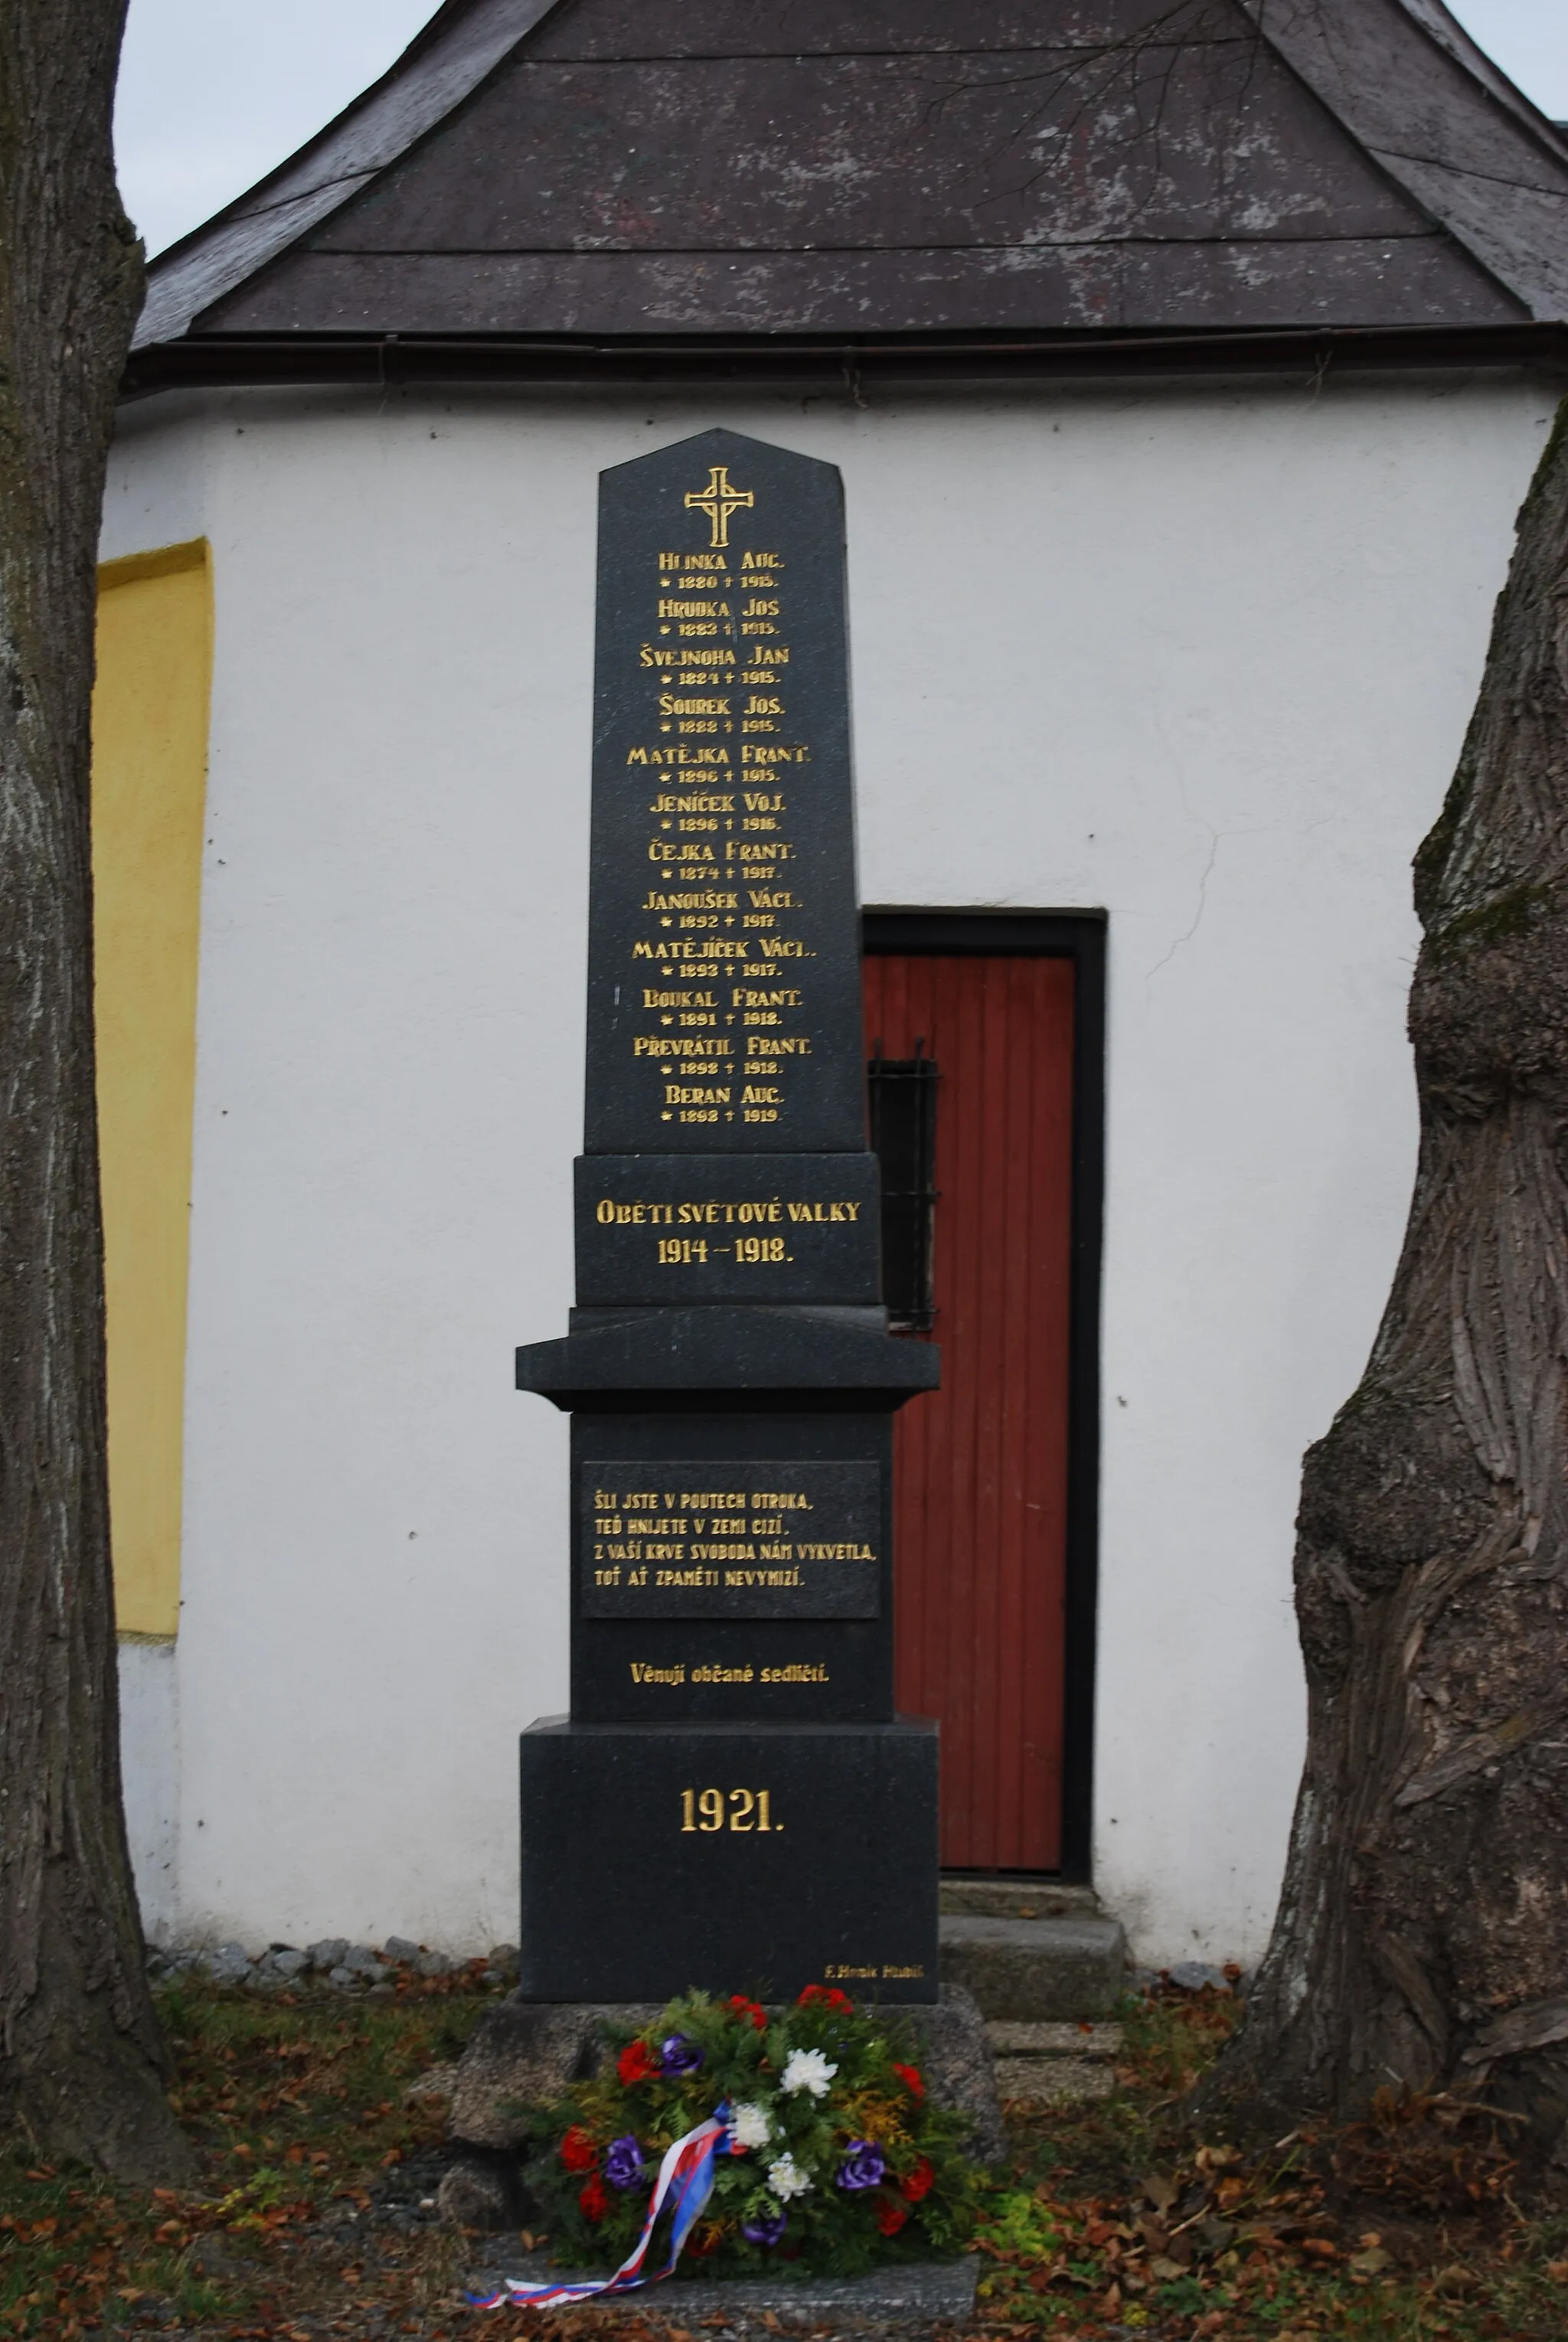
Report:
573,1153,880,1305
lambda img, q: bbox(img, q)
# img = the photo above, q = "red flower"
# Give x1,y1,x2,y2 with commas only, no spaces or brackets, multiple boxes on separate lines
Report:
559,2125,598,2174
579,2174,610,2223
900,2156,935,2202
727,1994,768,2031
876,2197,909,2236
893,2062,926,2102
796,1984,854,2013
616,2039,659,2085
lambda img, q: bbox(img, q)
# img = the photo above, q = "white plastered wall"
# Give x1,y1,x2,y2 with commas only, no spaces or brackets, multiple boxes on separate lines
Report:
118,1638,180,1940
106,371,1557,1967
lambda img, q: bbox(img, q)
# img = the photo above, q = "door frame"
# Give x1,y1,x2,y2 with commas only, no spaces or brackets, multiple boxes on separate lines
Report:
862,908,1106,1882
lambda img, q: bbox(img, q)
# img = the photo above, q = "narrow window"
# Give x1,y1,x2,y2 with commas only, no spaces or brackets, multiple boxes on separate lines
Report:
867,1038,939,1331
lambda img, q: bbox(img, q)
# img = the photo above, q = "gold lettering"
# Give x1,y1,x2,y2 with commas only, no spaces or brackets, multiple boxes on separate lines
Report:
642,889,738,910
632,746,733,767
657,1236,708,1264
643,645,735,669
633,1037,732,1058
680,1783,778,1830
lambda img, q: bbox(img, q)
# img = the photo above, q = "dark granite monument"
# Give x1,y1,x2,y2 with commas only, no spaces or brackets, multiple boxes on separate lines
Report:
515,429,940,2004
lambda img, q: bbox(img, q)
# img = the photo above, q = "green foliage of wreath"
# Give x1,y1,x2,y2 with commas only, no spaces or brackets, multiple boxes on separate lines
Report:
520,1988,978,2282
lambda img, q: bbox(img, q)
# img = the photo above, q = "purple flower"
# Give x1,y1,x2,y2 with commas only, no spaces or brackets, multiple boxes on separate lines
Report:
743,2206,787,2246
835,2140,887,2192
660,2033,704,2075
603,2135,645,2191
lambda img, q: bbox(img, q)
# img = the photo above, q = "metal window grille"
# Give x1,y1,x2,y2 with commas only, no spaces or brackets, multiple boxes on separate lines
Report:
867,1037,940,1331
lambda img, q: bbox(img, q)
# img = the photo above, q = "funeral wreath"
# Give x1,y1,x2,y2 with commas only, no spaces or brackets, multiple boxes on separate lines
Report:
521,1988,977,2280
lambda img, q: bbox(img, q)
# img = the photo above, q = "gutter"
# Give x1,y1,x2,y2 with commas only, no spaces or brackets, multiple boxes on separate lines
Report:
122,322,1568,403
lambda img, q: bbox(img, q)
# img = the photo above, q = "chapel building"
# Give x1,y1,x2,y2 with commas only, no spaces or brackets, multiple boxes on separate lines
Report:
103,0,1568,1968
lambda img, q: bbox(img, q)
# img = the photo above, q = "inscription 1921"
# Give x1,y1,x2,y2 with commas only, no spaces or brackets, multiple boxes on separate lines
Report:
583,430,865,1155
579,1459,880,1618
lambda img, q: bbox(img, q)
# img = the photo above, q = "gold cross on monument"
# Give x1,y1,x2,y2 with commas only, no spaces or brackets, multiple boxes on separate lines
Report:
684,464,754,547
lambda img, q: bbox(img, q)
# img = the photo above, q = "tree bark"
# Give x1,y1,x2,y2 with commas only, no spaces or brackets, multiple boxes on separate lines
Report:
1198,403,1568,2158
0,2,192,2181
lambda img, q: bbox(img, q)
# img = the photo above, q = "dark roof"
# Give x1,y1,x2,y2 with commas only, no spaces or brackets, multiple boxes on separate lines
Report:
131,0,1568,390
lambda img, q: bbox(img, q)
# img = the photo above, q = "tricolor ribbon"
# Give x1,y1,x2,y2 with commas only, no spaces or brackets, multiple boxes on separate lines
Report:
469,2102,733,2310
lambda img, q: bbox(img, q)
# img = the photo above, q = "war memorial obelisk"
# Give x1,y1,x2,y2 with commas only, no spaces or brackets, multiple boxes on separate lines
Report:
514,430,939,2002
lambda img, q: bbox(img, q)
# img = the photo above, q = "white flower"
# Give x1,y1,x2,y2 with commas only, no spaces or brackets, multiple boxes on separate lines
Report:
779,2046,838,2099
729,2102,772,2151
767,2152,813,2200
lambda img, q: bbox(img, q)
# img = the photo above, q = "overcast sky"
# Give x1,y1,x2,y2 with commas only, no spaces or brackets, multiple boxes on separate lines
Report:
115,0,1568,261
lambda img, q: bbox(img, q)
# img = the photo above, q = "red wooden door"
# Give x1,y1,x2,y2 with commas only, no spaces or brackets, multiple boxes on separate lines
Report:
863,955,1075,1871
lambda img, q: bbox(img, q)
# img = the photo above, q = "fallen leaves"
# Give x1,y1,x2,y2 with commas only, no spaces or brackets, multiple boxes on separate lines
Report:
1141,2170,1178,2214
5,1968,1567,2341
978,1977,1568,2337
0,1975,492,2342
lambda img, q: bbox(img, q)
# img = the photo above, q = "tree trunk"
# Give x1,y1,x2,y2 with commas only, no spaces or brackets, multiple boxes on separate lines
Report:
0,2,192,2182
1198,403,1568,2159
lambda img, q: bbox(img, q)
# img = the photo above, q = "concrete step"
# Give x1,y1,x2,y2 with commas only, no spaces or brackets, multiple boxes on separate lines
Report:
940,1875,1101,1922
986,2020,1124,2056
939,1912,1126,2020
985,2018,1124,2106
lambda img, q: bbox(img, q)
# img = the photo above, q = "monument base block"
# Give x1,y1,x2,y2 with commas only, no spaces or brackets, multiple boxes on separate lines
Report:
520,1717,939,2004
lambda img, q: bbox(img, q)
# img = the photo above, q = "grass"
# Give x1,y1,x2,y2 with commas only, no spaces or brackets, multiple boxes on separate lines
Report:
4,1974,1568,2337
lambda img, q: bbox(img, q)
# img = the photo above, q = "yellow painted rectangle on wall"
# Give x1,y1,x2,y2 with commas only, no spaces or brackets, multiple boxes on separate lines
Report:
93,539,213,1639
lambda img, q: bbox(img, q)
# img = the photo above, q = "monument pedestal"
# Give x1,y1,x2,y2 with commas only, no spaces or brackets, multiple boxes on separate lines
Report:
436,1981,1004,2233
519,1717,938,2004
517,1298,939,2001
